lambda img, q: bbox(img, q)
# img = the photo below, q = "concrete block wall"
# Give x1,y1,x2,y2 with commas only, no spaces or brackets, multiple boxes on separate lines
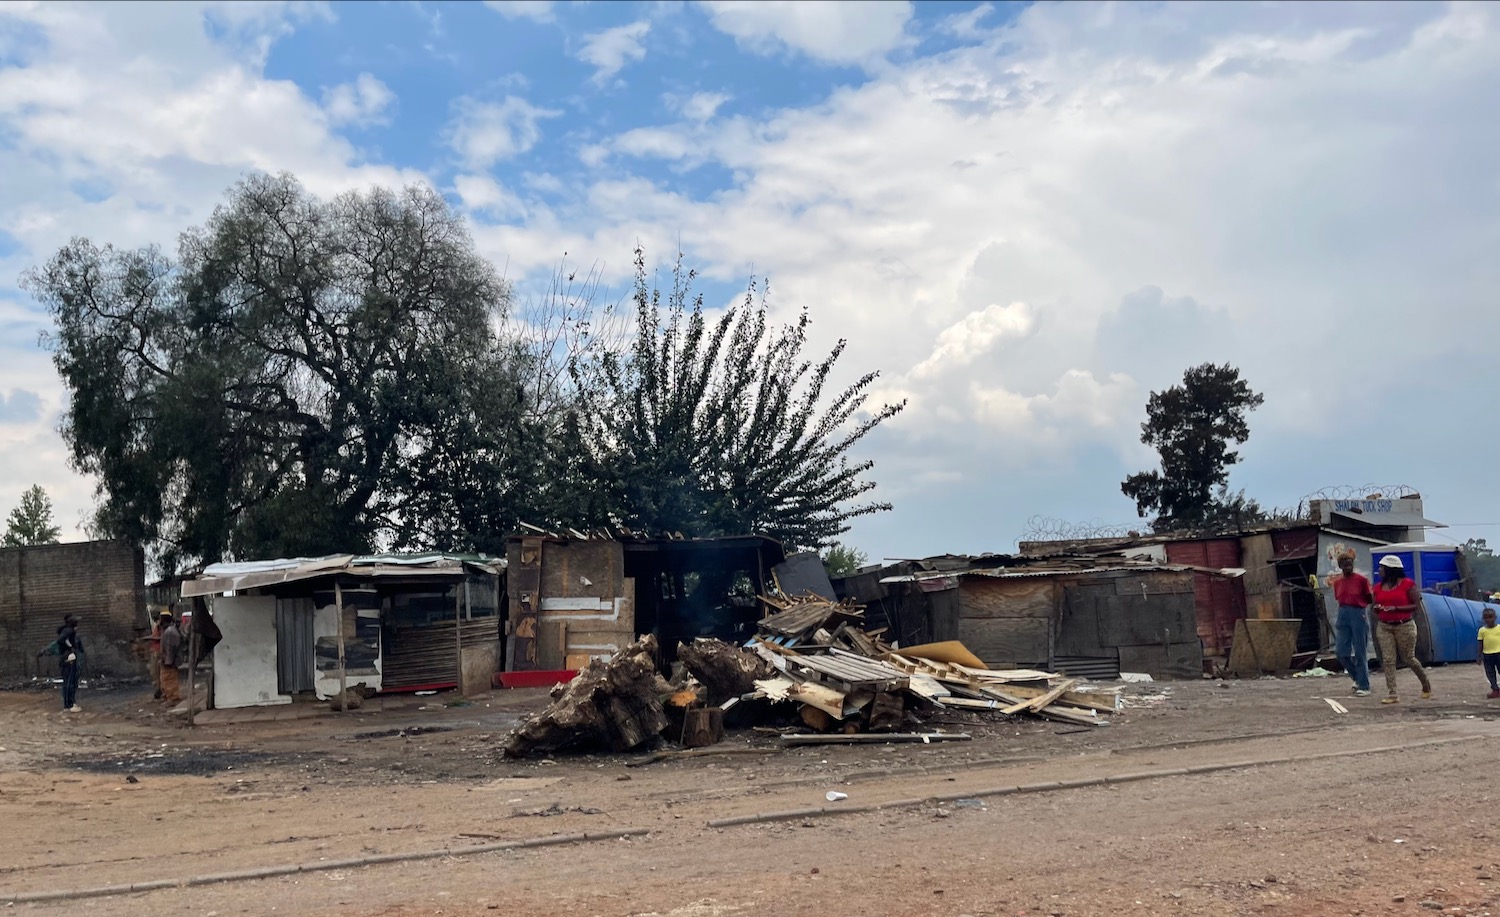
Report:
0,540,147,680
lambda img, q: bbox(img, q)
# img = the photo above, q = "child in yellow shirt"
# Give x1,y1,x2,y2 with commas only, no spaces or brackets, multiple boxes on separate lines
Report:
1480,607,1500,699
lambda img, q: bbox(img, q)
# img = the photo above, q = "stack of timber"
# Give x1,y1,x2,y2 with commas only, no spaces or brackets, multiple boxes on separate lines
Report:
747,595,1118,731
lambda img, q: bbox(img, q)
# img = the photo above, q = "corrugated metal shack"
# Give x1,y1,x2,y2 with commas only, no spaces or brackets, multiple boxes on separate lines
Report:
1018,495,1449,664
506,534,785,671
181,554,503,709
876,555,1212,678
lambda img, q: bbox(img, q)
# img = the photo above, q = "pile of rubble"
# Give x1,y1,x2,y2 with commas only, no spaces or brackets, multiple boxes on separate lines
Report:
501,596,1119,758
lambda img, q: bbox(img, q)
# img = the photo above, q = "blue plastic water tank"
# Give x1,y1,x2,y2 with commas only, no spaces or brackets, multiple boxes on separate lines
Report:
1371,544,1463,595
1417,593,1489,664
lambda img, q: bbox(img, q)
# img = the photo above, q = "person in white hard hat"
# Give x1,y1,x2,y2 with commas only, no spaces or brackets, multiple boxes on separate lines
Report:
1371,555,1432,704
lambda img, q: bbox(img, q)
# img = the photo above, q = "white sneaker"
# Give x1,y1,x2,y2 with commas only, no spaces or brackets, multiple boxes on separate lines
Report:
1353,690,1370,697
68,705,83,713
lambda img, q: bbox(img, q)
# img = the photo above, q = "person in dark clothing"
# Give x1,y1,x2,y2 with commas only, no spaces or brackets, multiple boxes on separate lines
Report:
55,614,84,712
158,611,183,706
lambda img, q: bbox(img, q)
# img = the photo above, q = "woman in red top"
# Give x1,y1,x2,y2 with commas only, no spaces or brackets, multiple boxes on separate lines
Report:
1372,555,1432,704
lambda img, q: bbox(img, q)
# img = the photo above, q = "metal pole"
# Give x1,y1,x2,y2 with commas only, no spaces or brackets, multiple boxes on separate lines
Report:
454,582,463,694
335,579,348,713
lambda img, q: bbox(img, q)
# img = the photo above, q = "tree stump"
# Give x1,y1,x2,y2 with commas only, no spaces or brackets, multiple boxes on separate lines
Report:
677,638,775,704
681,707,725,748
502,636,668,757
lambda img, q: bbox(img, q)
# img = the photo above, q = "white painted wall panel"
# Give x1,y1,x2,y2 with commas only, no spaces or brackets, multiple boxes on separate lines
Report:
211,595,291,708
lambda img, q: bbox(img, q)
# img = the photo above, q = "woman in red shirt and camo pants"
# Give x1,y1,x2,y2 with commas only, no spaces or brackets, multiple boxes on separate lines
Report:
1372,555,1432,704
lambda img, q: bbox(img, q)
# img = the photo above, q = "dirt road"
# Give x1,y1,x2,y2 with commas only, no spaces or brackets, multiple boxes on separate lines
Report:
3,666,1499,916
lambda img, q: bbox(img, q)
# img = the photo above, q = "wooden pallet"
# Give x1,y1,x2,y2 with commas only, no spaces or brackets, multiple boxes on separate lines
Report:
785,650,909,693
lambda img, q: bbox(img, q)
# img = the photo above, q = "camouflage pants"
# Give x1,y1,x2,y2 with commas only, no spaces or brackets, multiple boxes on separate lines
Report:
1375,620,1431,696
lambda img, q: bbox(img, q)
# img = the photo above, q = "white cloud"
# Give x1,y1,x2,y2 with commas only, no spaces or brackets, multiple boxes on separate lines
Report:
322,72,395,126
484,1,555,23
700,0,913,66
578,20,651,86
909,301,1034,379
467,1,1500,550
670,90,730,121
445,96,560,168
453,173,527,220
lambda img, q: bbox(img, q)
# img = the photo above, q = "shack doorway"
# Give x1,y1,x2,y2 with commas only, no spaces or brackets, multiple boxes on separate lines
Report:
1276,559,1324,653
275,598,316,694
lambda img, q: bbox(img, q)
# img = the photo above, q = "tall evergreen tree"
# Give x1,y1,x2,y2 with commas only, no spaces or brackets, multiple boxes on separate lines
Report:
2,485,62,547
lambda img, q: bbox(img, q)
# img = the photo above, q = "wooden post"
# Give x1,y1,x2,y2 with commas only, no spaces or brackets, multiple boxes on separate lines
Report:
454,582,463,692
335,579,348,713
186,616,198,728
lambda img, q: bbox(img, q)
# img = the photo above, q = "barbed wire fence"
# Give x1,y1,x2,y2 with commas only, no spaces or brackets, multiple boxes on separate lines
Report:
1019,516,1141,543
1019,486,1421,547
1298,483,1420,503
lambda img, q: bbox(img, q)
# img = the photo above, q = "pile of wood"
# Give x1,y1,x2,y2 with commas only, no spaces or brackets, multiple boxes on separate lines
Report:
500,597,1121,758
502,635,669,758
745,596,1118,734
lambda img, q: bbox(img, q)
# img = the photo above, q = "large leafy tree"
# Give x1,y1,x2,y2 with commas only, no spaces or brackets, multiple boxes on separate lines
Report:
563,251,905,549
1121,362,1265,533
26,173,524,570
2,485,62,547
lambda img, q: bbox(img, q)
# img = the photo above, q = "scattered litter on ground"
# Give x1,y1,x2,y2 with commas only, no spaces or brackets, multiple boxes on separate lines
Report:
511,803,604,817
1294,667,1335,678
825,791,848,802
1119,672,1154,684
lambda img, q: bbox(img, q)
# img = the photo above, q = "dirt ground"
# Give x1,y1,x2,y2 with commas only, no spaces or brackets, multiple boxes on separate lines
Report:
3,664,1500,917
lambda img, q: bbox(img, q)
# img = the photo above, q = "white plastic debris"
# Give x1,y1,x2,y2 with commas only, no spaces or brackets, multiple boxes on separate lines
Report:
825,791,848,802
1119,672,1154,683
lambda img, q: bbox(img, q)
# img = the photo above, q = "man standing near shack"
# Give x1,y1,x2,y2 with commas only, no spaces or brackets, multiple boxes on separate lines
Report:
158,610,183,707
54,614,85,713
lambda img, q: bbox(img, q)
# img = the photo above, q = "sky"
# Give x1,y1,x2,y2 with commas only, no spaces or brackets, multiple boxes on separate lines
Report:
2,0,1499,561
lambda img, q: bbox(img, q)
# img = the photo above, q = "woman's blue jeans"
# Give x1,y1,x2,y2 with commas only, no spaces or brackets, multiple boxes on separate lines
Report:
1334,605,1371,692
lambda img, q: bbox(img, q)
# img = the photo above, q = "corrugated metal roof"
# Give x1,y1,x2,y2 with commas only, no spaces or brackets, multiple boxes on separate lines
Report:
879,563,1239,585
183,552,503,598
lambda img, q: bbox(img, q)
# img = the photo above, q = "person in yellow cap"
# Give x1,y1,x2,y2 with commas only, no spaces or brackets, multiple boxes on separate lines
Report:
1372,555,1432,704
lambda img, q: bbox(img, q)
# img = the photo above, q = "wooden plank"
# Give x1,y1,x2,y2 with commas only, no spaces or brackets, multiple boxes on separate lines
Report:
787,681,847,718
958,577,1055,619
905,672,951,701
1096,593,1198,647
950,664,1060,683
780,732,971,746
1226,619,1300,674
984,681,1119,713
958,617,1049,669
979,687,1105,725
938,697,1002,710
1001,678,1078,715
1057,582,1112,657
